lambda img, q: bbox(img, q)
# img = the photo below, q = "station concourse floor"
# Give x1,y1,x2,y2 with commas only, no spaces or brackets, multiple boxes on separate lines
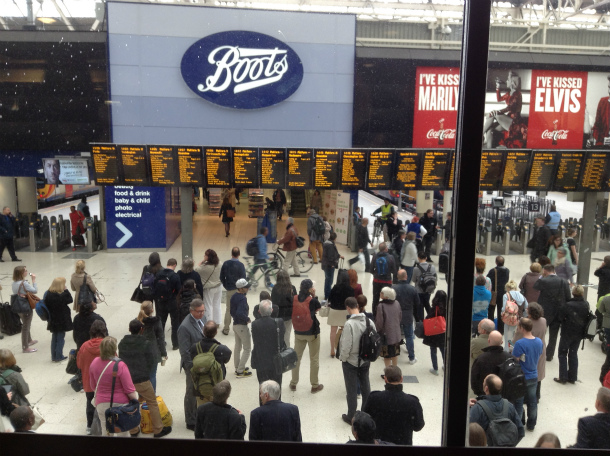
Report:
0,191,606,446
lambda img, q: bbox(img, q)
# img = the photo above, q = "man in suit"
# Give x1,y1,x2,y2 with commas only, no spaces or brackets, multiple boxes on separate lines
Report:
572,387,610,449
249,380,302,442
251,300,285,391
534,264,571,361
177,298,206,431
0,207,21,262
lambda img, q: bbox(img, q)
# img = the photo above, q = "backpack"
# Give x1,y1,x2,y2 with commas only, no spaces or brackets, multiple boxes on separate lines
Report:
359,316,382,364
497,357,527,402
141,269,155,291
0,369,15,387
190,343,223,399
501,292,519,326
296,236,305,249
78,274,96,307
581,310,598,349
154,270,173,301
312,215,326,237
416,263,437,293
477,400,519,447
292,296,313,332
375,254,388,277
35,291,51,322
246,237,259,256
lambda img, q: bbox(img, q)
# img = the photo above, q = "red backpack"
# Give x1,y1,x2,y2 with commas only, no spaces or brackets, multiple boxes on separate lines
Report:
292,296,313,332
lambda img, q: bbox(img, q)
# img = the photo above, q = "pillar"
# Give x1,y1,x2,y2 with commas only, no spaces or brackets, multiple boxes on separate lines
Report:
578,192,597,300
443,191,453,217
181,188,193,261
16,177,38,214
0,177,17,213
415,190,434,216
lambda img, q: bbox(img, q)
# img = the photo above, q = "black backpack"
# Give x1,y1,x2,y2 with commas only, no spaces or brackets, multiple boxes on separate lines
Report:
312,215,326,236
246,237,259,256
497,357,527,402
477,400,519,447
154,270,173,301
359,316,381,365
417,263,437,293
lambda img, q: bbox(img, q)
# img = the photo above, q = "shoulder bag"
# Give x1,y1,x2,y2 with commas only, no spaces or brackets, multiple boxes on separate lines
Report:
226,207,236,218
77,274,96,307
423,307,446,336
18,282,39,311
272,318,298,375
103,359,141,434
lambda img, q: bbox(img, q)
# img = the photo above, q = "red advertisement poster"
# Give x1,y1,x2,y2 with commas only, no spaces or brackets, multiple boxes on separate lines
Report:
527,69,587,149
412,66,459,148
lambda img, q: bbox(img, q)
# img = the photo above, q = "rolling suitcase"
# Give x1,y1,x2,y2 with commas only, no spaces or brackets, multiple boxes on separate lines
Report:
0,292,22,336
72,234,86,247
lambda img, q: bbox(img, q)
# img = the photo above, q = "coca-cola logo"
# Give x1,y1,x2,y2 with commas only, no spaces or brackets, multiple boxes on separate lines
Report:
426,129,456,139
181,31,304,109
541,129,569,140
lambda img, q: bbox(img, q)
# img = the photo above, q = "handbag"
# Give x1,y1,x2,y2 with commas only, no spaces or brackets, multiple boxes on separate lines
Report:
423,308,446,336
272,319,298,374
414,321,425,339
19,282,40,310
104,359,141,434
69,371,83,393
130,286,146,303
66,349,79,375
319,305,330,318
10,293,29,314
78,274,96,307
30,405,45,430
226,207,236,218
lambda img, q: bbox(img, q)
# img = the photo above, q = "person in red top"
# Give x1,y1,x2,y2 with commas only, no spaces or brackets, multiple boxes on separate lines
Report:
592,76,610,146
277,217,300,278
483,71,523,149
76,320,107,435
69,205,86,248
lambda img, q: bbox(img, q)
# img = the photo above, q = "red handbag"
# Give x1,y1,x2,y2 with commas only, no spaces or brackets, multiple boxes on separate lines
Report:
423,308,446,336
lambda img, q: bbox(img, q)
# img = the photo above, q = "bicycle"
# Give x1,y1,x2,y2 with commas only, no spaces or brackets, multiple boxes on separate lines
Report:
242,256,282,291
268,244,314,273
370,215,383,246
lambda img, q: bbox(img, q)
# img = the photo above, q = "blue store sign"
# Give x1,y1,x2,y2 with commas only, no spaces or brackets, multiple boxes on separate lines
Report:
105,186,167,249
181,31,304,109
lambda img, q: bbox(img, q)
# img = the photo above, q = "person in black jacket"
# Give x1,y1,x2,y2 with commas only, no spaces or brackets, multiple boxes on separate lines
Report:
595,255,610,329
155,258,182,350
327,270,354,358
118,319,172,438
178,279,202,324
252,300,285,396
249,380,302,442
72,302,106,350
487,256,511,335
322,232,342,300
348,218,372,271
272,188,287,221
470,331,511,396
45,277,74,362
189,321,232,386
420,209,437,263
253,291,279,320
195,380,246,440
423,290,447,375
572,387,610,449
530,217,551,263
393,269,420,364
555,285,590,384
362,365,424,445
138,300,167,392
0,207,20,262
178,258,203,298
270,271,296,347
220,247,247,336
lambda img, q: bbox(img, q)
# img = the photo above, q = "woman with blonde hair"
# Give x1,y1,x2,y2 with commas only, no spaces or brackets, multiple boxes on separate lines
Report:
0,349,31,405
45,277,74,362
502,280,528,352
138,301,166,391
70,259,97,312
11,265,37,353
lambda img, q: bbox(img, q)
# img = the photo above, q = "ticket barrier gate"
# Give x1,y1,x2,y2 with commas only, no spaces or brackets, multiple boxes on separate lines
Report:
51,215,72,252
477,221,492,256
29,215,50,252
13,214,30,250
86,217,104,253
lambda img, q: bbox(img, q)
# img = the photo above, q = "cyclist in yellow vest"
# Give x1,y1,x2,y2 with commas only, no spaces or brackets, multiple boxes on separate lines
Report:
372,198,396,242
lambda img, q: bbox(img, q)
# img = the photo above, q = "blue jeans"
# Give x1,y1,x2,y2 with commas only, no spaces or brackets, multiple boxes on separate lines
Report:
401,323,415,360
150,362,158,393
324,267,335,300
514,378,538,430
430,346,445,371
403,266,414,284
558,337,580,382
51,331,65,361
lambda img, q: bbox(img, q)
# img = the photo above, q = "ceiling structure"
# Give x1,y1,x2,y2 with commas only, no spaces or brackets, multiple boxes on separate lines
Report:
1,0,609,54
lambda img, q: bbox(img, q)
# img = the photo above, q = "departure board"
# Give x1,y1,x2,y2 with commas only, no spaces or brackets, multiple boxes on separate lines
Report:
287,149,313,189
340,149,367,189
260,148,286,188
119,145,149,185
479,151,505,190
447,152,455,190
232,148,259,187
176,146,204,186
527,151,556,190
92,144,121,185
205,147,231,187
394,150,421,190
419,150,451,189
554,151,584,191
367,150,395,190
501,150,531,190
148,145,178,186
314,149,340,189
579,152,610,191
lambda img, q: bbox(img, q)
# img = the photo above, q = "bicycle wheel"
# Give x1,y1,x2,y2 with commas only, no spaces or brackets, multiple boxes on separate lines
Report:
269,252,283,270
296,250,314,273
264,267,281,290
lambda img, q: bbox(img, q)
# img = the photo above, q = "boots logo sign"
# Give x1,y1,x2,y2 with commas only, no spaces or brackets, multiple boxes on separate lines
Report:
181,31,304,109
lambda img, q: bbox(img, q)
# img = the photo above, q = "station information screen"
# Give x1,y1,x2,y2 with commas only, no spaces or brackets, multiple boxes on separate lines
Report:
447,152,455,190
579,152,610,191
501,150,531,190
205,147,231,187
340,149,367,189
314,149,340,189
232,147,259,188
394,150,421,190
367,150,395,190
527,151,557,190
479,151,505,190
148,145,178,186
287,149,313,188
92,144,121,185
260,148,286,188
119,145,149,185
419,150,452,190
554,151,584,192
176,146,204,186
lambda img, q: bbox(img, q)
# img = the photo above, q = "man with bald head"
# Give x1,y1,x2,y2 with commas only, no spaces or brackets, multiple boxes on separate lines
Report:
469,374,524,446
471,319,496,362
471,331,512,396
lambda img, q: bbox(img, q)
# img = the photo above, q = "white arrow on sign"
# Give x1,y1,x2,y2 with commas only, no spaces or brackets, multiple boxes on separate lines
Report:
115,222,133,248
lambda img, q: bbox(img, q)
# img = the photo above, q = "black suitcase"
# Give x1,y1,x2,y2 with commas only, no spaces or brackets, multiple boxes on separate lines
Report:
0,294,23,336
72,234,86,247
439,253,449,274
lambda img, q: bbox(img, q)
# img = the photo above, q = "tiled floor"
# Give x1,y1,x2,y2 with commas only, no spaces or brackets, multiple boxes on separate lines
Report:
0,190,606,447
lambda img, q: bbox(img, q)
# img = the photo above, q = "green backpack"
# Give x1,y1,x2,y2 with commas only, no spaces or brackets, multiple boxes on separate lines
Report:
190,343,223,399
0,369,15,386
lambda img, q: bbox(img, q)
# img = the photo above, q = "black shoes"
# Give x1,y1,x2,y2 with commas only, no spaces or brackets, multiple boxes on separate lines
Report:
154,426,172,438
342,414,352,425
553,377,566,385
12,258,21,262
186,424,195,431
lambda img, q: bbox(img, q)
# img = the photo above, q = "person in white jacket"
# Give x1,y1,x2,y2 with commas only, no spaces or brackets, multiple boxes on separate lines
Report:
502,280,528,352
400,232,419,284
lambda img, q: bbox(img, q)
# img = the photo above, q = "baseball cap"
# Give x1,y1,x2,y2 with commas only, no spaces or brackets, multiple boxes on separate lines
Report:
235,278,251,289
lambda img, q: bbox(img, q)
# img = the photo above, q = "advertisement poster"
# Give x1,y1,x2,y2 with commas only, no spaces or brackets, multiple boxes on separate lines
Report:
322,190,332,220
527,70,587,149
335,192,350,245
585,71,610,147
43,158,90,185
329,190,338,228
412,66,460,148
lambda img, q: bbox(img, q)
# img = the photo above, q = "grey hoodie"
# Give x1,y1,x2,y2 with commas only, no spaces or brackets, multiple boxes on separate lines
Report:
339,313,369,367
